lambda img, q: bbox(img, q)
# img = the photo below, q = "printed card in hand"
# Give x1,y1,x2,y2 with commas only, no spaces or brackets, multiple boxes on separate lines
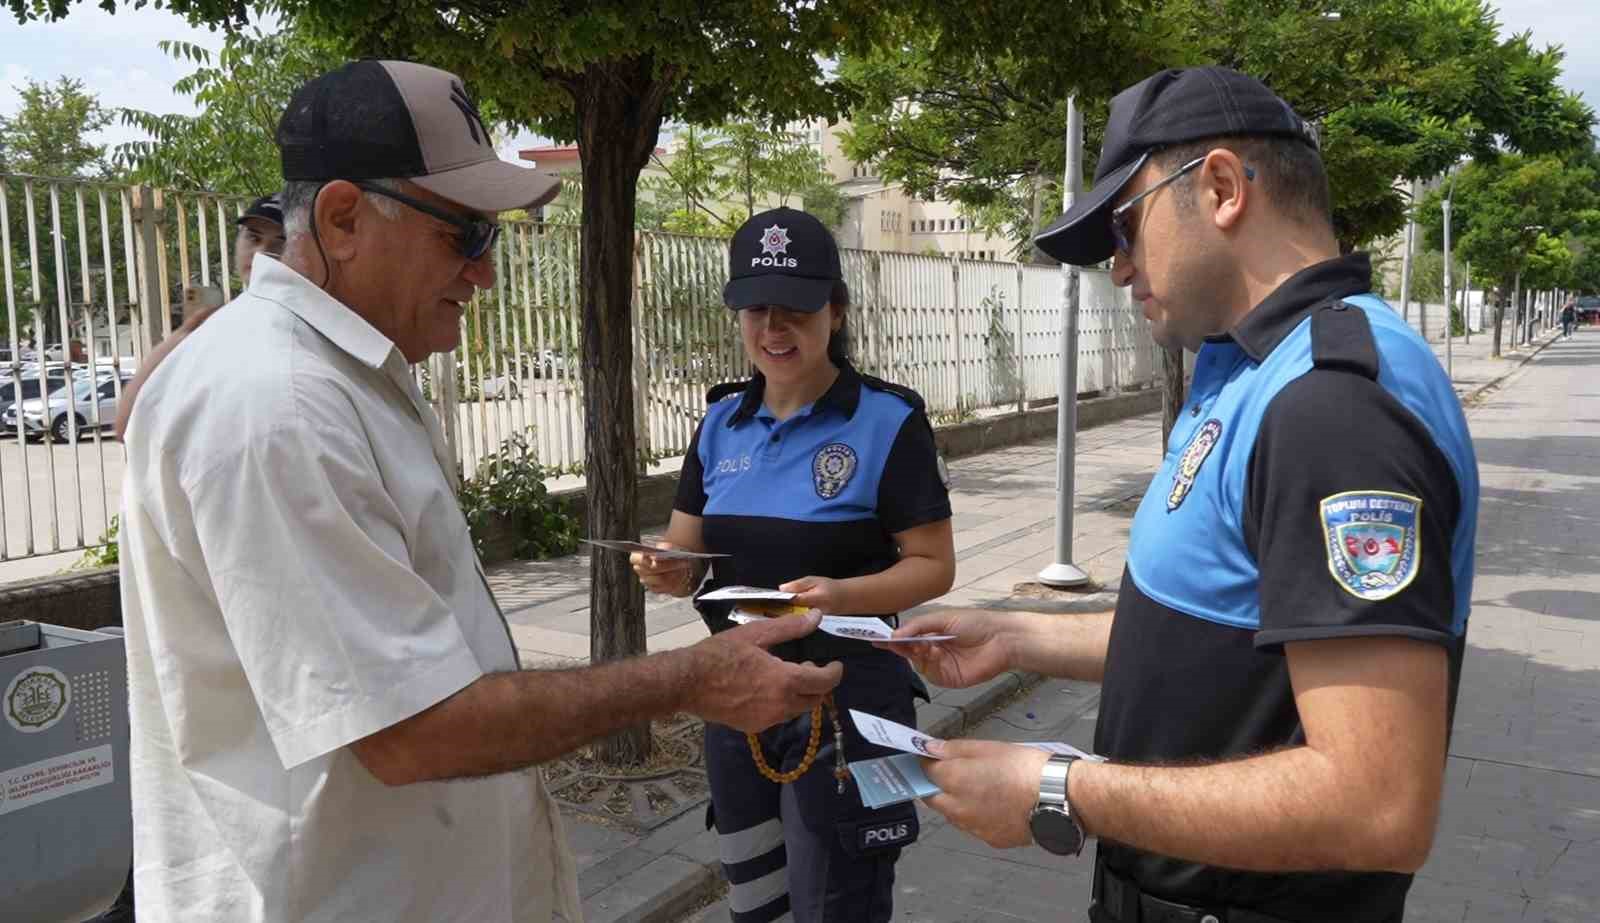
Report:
698,585,798,604
850,708,1107,763
850,709,946,758
848,754,941,809
817,616,955,644
581,539,728,560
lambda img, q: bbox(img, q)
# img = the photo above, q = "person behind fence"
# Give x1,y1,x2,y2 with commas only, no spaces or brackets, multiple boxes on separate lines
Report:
118,60,843,923
629,207,956,923
887,66,1481,923
112,194,285,440
235,192,287,283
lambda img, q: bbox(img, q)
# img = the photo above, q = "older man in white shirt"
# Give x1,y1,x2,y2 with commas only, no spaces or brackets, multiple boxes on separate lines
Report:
118,60,841,923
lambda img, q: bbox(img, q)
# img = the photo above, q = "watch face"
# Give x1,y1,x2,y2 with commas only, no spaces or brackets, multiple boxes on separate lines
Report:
1029,807,1084,856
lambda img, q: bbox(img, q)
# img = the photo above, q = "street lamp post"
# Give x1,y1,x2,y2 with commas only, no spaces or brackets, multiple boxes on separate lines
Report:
1039,95,1089,588
1398,179,1416,323
1442,187,1453,380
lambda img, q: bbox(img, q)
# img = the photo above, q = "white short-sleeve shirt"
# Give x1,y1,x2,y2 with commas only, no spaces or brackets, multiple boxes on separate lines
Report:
119,257,581,922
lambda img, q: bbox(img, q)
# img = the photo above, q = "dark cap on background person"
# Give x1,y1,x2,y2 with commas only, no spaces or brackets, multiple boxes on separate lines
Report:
1035,66,1321,266
275,59,560,212
236,194,284,227
723,207,844,313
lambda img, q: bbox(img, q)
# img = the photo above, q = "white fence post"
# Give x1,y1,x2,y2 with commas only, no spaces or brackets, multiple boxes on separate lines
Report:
631,232,651,469
951,256,963,415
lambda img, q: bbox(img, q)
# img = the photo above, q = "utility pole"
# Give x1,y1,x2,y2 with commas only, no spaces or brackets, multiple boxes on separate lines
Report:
1398,179,1416,322
1039,95,1089,588
1442,188,1453,380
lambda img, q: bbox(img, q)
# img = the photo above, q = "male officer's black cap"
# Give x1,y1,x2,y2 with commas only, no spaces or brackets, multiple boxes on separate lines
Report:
235,193,283,227
1034,66,1320,266
724,207,842,313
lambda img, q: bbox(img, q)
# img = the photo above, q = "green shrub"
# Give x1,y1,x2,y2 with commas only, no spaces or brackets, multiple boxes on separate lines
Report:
459,431,580,561
73,515,120,569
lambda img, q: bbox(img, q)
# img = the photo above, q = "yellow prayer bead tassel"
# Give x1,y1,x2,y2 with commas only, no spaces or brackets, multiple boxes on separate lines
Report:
743,605,843,785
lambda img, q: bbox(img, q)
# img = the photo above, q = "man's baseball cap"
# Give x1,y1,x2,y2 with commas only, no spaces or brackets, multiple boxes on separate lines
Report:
723,207,843,313
276,60,561,213
235,194,283,227
1034,67,1320,266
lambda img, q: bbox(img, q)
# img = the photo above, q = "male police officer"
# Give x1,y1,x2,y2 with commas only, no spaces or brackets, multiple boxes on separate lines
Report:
891,67,1479,922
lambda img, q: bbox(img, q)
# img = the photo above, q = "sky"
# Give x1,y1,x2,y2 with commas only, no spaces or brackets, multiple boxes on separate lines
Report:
1,1,1596,166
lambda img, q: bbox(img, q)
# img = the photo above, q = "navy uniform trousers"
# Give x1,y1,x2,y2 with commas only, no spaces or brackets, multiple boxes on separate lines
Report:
704,650,921,922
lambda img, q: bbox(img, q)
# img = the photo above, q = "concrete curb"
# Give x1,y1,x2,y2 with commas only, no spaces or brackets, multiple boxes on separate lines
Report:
1458,329,1561,405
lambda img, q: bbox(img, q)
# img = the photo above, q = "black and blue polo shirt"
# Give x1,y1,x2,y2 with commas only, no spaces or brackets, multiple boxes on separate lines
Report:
676,362,952,663
1095,254,1480,920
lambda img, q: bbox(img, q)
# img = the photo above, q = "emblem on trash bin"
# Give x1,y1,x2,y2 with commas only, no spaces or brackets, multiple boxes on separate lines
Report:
5,666,71,733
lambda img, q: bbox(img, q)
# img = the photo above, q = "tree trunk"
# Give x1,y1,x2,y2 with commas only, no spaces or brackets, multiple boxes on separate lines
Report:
1160,345,1184,447
575,59,672,766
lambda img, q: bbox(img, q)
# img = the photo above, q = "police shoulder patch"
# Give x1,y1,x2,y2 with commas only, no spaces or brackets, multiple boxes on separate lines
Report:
1320,490,1421,601
813,442,858,499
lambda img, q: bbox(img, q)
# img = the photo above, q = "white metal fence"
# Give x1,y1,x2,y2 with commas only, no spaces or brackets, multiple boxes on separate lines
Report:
440,230,1162,480
0,173,1161,565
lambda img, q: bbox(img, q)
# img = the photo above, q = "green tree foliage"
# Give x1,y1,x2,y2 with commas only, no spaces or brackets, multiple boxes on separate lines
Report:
1418,154,1600,354
642,125,730,235
837,0,1182,256
639,122,845,236
1571,243,1600,295
840,0,1595,254
116,25,345,195
0,77,117,340
0,76,112,178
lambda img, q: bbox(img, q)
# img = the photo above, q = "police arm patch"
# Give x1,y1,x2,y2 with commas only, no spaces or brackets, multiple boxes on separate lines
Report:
1320,490,1421,601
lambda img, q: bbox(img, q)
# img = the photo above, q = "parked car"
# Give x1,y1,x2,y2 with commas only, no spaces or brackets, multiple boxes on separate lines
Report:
532,348,568,379
1576,295,1600,325
0,371,69,435
2,374,132,443
479,374,520,400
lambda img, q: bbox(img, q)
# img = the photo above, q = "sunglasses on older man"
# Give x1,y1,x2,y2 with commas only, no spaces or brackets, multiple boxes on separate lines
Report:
354,181,501,261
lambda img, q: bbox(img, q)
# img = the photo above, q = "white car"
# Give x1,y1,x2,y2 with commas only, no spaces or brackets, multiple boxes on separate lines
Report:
3,375,132,443
479,374,520,400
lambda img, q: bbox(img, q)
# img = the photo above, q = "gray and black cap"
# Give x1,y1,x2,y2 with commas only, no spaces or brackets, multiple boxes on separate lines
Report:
276,60,561,212
1034,67,1320,266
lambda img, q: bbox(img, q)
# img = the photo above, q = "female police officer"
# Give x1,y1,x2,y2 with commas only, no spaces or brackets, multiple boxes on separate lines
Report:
632,207,955,922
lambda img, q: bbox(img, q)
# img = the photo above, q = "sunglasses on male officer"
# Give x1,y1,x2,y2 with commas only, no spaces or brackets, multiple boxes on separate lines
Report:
353,181,501,261
1108,155,1255,256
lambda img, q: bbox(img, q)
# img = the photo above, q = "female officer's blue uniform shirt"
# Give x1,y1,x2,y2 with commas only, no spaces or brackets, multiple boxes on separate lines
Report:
1094,254,1479,922
675,362,950,661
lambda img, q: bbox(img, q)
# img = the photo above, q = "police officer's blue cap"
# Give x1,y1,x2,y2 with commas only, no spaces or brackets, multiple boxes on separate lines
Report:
724,207,843,314
1034,67,1320,267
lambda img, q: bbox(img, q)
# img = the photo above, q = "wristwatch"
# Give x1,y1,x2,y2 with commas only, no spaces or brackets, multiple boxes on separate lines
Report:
1028,754,1087,856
